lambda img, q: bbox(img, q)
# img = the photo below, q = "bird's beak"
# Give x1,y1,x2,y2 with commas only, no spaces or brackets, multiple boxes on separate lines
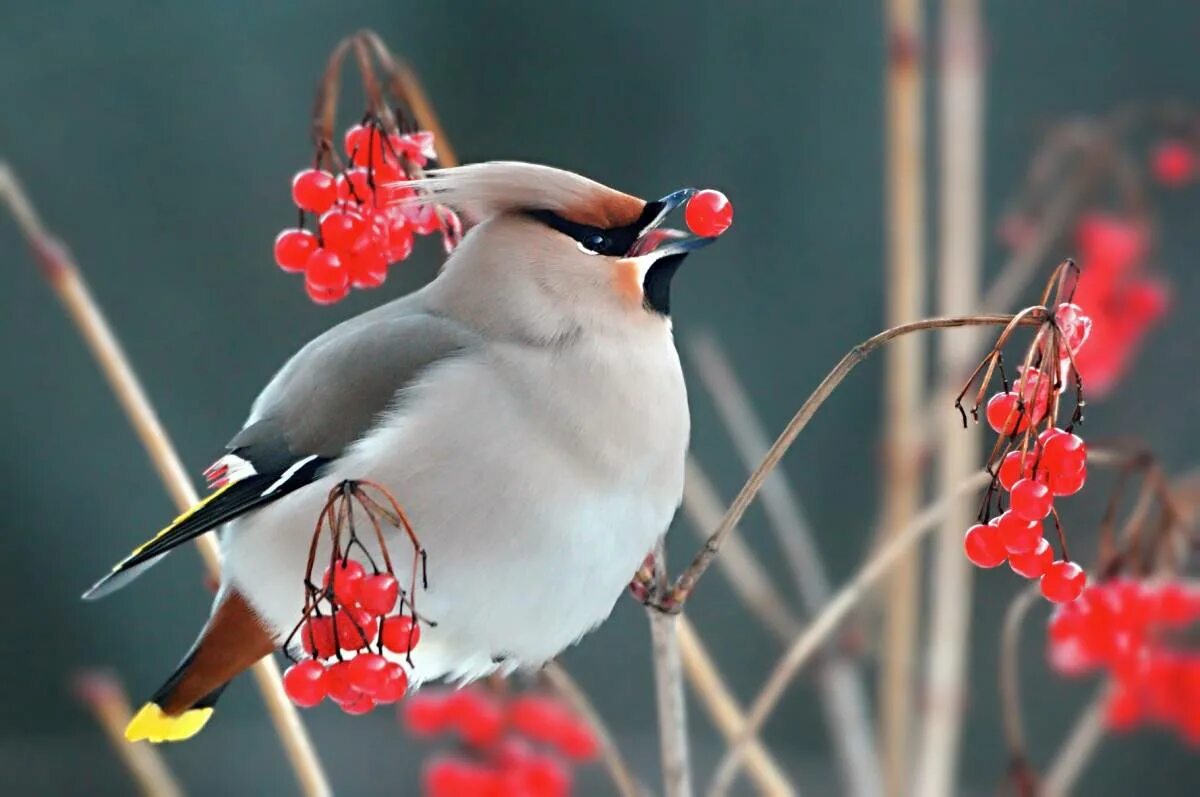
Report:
630,189,720,259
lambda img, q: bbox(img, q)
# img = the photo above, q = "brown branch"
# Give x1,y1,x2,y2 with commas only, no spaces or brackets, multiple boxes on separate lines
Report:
542,661,646,797
669,312,1042,609
704,470,993,797
1,163,332,797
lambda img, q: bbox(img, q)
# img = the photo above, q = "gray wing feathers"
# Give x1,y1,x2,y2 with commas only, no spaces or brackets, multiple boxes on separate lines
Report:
232,303,479,462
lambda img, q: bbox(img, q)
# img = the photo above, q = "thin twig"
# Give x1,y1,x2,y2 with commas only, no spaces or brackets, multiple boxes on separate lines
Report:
912,2,984,794
998,585,1041,793
704,471,994,797
73,671,184,797
682,457,802,641
1041,686,1108,796
670,313,1041,609
677,618,796,797
1,163,332,797
687,336,882,797
542,661,645,797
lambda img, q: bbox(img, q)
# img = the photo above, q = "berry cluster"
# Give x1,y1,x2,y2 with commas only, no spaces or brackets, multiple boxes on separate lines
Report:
404,687,599,797
282,558,418,714
282,480,426,715
960,282,1095,603
1048,579,1200,743
273,121,461,304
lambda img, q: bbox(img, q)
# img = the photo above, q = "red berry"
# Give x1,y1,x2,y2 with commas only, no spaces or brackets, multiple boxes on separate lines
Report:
347,652,390,695
406,203,442,235
319,208,366,253
1041,561,1087,603
998,449,1038,491
1076,214,1147,274
404,691,451,735
357,573,399,616
509,695,571,744
555,718,600,761
451,689,505,746
1055,303,1093,356
347,246,388,290
304,248,348,292
1042,431,1087,475
997,510,1042,554
305,281,348,305
373,663,409,704
1009,537,1054,579
516,754,572,797
985,392,1028,435
300,616,337,660
282,660,327,707
424,758,501,797
324,660,361,704
1011,478,1054,521
684,189,733,237
339,692,376,715
336,168,376,206
274,229,318,273
334,607,378,650
292,169,337,214
381,615,421,653
1105,683,1143,731
963,523,1007,568
344,124,370,162
323,559,366,607
385,221,414,264
1151,139,1195,187
1050,464,1087,497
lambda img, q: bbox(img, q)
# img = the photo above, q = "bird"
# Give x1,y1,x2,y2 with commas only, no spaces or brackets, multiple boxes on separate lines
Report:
84,160,721,742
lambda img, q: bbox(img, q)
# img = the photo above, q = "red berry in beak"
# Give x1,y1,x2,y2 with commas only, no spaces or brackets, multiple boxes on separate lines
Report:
684,189,733,237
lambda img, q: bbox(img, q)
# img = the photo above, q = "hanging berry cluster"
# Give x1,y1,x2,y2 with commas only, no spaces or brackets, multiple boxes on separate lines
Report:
273,32,462,305
403,685,599,797
1049,578,1200,744
958,261,1094,604
281,480,427,715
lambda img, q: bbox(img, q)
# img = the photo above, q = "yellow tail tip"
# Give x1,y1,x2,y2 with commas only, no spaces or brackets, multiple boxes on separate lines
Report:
125,702,213,743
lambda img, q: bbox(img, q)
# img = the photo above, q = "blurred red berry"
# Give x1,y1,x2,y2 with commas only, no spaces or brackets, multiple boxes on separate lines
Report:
374,663,409,704
274,229,318,273
1041,561,1086,603
334,607,378,650
305,249,348,292
324,660,361,705
347,652,390,695
339,692,376,715
282,660,327,707
555,718,600,761
319,208,367,253
292,169,336,214
1150,139,1195,187
336,167,376,206
347,246,388,290
684,189,733,237
964,523,1007,568
404,691,452,736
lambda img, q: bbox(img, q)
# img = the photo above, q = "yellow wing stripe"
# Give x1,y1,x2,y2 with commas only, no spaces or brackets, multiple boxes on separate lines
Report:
125,702,214,743
119,482,237,565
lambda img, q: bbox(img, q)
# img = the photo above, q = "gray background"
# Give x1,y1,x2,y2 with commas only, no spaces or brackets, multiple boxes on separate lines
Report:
2,1,1198,794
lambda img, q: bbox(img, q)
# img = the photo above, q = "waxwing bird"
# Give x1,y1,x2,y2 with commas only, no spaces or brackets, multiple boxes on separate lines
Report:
85,161,721,742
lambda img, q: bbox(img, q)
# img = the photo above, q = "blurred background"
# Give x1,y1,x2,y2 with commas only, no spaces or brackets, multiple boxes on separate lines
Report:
2,1,1198,794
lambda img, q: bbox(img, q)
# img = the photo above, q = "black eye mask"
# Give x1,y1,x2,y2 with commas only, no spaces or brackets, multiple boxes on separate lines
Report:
525,201,665,257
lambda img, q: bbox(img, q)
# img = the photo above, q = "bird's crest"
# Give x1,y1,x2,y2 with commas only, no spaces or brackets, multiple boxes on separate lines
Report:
399,161,646,229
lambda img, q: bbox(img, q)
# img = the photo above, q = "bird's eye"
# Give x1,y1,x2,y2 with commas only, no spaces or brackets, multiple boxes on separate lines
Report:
579,233,610,255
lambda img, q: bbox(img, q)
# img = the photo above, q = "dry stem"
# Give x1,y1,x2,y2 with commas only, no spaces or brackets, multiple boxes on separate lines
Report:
73,671,184,797
542,661,645,797
704,470,993,797
1,163,332,797
677,618,796,797
913,2,984,794
687,335,881,796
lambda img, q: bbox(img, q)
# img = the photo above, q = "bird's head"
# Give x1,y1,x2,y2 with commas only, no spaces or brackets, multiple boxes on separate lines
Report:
404,161,720,343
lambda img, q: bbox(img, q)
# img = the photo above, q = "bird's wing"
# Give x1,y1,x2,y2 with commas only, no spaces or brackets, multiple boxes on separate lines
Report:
84,304,480,600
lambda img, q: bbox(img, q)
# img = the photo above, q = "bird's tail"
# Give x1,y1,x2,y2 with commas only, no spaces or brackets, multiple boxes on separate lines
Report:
126,679,226,743
125,590,275,743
